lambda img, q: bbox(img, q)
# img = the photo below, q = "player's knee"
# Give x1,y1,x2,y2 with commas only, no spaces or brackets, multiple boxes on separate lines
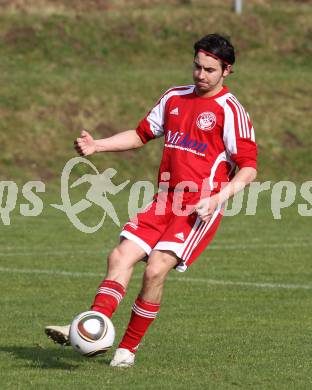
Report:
107,247,126,268
144,263,166,285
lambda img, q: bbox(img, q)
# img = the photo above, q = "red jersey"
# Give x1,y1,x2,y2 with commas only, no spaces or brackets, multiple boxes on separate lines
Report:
136,85,257,195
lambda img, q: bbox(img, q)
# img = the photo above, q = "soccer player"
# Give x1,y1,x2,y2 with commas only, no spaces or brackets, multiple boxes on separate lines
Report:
45,33,257,367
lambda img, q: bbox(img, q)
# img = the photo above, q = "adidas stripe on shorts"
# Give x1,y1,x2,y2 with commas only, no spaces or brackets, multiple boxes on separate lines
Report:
120,191,223,272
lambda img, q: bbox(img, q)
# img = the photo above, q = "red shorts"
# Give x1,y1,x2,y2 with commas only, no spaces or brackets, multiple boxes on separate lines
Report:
121,191,223,272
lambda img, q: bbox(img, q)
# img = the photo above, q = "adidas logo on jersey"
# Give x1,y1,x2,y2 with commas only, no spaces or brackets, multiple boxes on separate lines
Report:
174,232,185,241
170,107,179,115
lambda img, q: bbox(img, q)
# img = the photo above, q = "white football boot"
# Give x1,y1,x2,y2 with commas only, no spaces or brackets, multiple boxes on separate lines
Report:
110,348,135,368
45,324,71,346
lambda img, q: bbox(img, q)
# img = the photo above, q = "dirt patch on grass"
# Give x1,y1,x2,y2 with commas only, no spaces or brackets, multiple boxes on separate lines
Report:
65,102,80,117
4,27,37,48
14,156,56,181
95,122,115,138
282,130,303,149
111,21,139,41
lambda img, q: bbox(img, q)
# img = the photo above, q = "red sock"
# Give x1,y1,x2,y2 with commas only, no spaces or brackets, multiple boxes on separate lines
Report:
91,279,126,318
119,296,160,353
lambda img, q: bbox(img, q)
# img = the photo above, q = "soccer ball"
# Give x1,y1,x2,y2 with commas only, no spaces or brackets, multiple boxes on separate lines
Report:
69,311,115,357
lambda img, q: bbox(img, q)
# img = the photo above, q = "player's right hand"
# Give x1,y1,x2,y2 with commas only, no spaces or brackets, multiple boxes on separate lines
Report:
74,130,96,156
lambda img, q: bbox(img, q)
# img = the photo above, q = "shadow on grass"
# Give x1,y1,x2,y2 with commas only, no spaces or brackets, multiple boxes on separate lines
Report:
0,344,111,370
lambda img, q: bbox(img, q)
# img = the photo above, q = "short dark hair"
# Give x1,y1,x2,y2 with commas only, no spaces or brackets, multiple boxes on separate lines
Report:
194,34,235,70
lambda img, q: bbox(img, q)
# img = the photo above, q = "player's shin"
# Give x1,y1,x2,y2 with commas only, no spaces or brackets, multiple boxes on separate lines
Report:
118,296,160,353
91,279,126,318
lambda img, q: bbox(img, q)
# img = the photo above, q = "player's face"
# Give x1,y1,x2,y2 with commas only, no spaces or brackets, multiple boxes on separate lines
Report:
193,52,231,97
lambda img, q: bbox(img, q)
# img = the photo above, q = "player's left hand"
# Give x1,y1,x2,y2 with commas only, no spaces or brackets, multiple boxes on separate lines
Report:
194,195,219,222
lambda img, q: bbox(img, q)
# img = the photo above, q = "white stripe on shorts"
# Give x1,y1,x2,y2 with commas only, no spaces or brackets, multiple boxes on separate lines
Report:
120,230,152,255
184,205,222,262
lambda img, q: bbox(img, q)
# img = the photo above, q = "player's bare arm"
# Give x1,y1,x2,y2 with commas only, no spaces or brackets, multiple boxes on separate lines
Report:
195,167,257,222
75,129,144,156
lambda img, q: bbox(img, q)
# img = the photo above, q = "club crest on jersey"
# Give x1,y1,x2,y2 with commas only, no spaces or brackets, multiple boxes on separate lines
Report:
196,112,216,131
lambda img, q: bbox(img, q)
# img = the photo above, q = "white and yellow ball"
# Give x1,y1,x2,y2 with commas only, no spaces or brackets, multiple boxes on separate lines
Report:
69,311,115,357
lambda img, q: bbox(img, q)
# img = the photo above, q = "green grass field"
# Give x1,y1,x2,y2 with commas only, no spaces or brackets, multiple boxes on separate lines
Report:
0,0,311,182
1,0,312,388
0,190,311,389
